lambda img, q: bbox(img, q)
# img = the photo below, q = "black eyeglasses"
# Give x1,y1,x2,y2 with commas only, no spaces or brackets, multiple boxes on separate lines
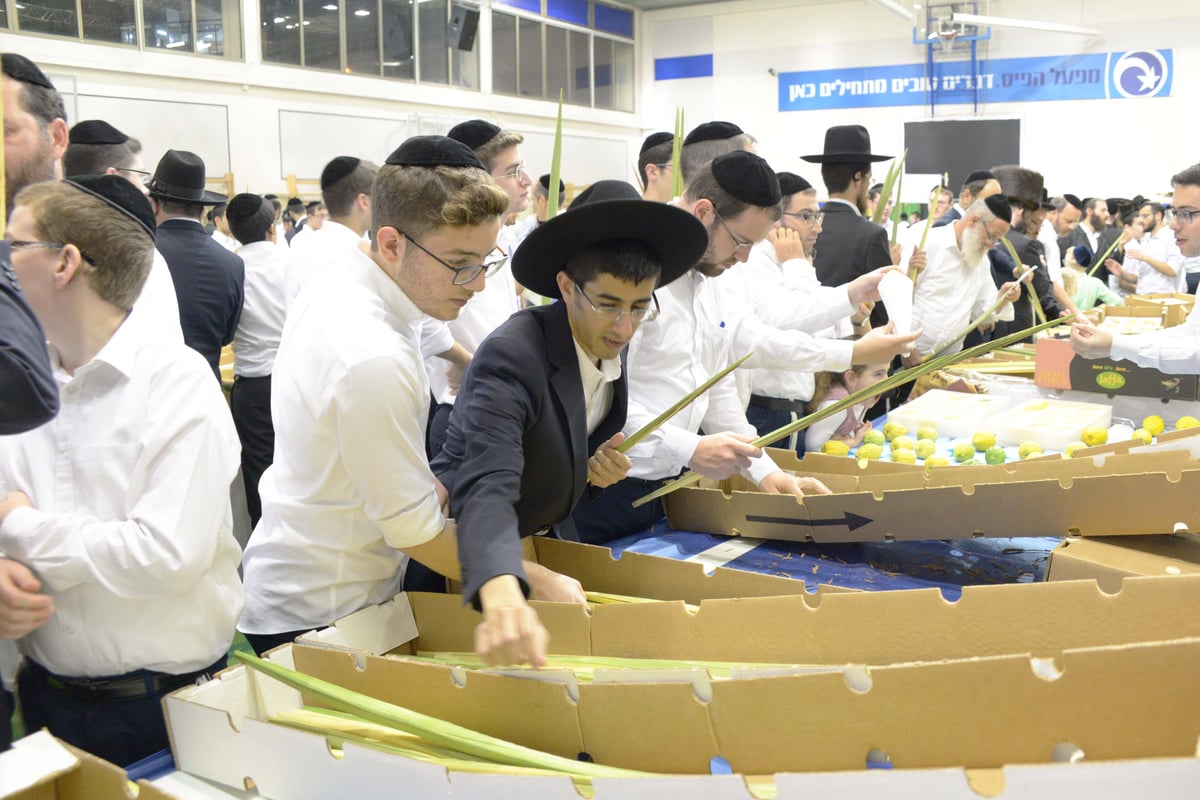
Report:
573,281,660,322
118,168,152,186
402,232,506,286
713,209,755,254
782,211,824,225
1168,208,1198,225
5,239,97,265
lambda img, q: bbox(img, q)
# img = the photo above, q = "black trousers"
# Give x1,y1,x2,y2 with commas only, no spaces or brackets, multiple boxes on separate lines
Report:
571,477,669,545
745,402,807,458
18,656,225,767
230,375,274,527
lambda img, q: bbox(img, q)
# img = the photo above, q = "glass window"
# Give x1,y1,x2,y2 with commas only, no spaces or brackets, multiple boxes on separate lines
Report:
302,0,341,69
194,0,228,55
593,2,631,37
380,0,414,79
544,24,566,102
0,4,8,29
545,0,584,25
81,0,137,44
494,0,537,12
593,35,612,108
517,17,541,98
418,0,448,84
569,28,588,105
261,0,301,64
449,3,478,89
611,39,633,111
144,0,193,51
345,0,380,75
492,11,517,95
18,0,79,39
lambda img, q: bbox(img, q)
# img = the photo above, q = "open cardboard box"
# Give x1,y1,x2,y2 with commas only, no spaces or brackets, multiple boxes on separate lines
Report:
1048,534,1200,592
1034,335,1200,400
1125,292,1195,328
0,730,181,800
663,445,1200,542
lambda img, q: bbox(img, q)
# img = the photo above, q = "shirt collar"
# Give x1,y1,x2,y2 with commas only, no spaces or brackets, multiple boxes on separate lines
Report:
824,198,862,216
321,219,368,245
348,246,427,326
51,310,141,384
572,335,622,385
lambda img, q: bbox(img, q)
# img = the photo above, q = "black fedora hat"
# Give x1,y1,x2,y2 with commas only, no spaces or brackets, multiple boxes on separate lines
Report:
147,149,227,204
801,124,891,164
512,180,707,299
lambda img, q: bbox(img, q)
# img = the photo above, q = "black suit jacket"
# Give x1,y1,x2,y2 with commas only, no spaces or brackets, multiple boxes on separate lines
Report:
432,302,627,607
813,201,893,327
989,230,1063,340
156,218,245,378
1,248,58,434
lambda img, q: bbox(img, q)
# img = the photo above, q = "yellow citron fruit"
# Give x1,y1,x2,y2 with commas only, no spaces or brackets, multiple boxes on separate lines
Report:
857,442,884,460
1064,441,1088,458
1142,415,1166,435
1025,399,1048,411
1082,425,1108,447
821,440,851,456
1018,440,1043,459
971,431,997,452
891,448,917,464
914,439,937,459
883,421,909,441
891,435,916,451
1177,416,1200,430
863,429,886,446
1131,428,1153,445
924,455,951,472
953,443,976,463
916,426,939,441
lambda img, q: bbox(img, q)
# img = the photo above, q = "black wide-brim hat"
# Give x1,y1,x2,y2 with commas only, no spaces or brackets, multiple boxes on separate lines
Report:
147,149,227,205
512,180,707,299
801,124,891,164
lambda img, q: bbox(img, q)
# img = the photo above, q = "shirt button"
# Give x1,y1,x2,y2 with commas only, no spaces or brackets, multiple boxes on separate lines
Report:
58,441,69,453
65,384,77,395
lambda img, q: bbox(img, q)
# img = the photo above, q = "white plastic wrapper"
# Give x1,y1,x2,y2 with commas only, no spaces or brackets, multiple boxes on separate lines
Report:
878,269,915,339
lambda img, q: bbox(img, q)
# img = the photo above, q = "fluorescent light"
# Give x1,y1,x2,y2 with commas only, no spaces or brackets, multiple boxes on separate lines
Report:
951,12,1101,36
273,15,285,21
872,0,913,21
322,3,337,8
354,8,370,15
166,40,186,47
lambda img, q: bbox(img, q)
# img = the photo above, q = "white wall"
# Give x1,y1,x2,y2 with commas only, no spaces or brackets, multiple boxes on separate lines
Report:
643,0,1198,199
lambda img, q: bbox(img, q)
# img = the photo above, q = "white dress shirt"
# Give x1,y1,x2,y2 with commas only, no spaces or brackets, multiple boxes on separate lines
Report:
0,309,243,679
239,248,446,635
1038,219,1064,285
212,229,240,252
232,241,288,378
623,270,780,483
284,220,364,311
1081,221,1101,253
573,336,621,435
129,249,183,343
911,222,1013,357
1110,301,1200,374
288,224,317,252
1125,226,1185,295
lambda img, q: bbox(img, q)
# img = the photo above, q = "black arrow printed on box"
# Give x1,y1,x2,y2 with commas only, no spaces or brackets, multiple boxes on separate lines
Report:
744,512,874,531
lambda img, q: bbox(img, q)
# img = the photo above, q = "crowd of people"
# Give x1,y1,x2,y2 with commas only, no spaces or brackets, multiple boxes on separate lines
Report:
4,49,1200,768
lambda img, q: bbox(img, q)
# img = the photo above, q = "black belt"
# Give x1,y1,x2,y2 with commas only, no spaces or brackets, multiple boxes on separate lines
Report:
24,657,225,702
749,394,807,414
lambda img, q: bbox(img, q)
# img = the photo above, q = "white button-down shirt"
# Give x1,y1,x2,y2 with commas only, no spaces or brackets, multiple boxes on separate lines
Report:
130,249,183,343
624,270,779,483
240,248,446,635
0,310,243,678
1125,225,1185,295
1111,301,1200,373
911,222,1013,357
232,241,288,378
212,229,239,252
573,336,621,436
285,220,363,311
1038,219,1064,286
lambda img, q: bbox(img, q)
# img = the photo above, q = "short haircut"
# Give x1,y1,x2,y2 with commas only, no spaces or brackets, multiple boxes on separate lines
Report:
1142,202,1165,218
476,131,525,172
268,197,282,216
1050,196,1070,214
1172,163,1200,190
961,176,992,200
322,159,379,217
563,239,661,288
683,163,783,222
156,198,205,220
782,186,817,209
868,183,884,200
207,203,227,223
821,162,870,195
680,133,755,185
63,141,136,176
1087,197,1107,215
11,78,68,129
370,164,510,243
637,139,674,190
15,181,153,310
533,180,565,206
228,199,275,245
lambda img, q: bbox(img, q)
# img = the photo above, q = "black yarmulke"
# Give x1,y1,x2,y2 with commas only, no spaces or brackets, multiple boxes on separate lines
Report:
538,174,566,193
1,53,55,90
227,193,268,224
63,175,156,240
69,120,129,146
321,156,361,190
777,172,812,196
1063,193,1082,210
1072,245,1093,268
287,197,305,210
964,170,996,185
984,193,1012,224
711,151,781,207
683,121,743,147
639,131,673,155
447,119,502,151
385,135,485,170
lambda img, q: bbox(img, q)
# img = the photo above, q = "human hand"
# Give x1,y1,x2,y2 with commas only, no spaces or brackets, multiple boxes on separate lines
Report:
908,249,927,275
687,433,763,480
757,472,833,499
475,575,549,667
889,241,903,265
587,432,632,488
1069,320,1114,359
0,559,54,639
851,322,922,364
525,562,587,605
768,225,807,262
1105,259,1123,276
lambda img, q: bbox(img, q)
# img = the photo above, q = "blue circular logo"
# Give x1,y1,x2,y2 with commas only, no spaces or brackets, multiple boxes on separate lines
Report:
1113,50,1168,98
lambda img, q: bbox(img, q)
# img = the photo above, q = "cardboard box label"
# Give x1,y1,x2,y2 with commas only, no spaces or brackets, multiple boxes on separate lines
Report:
1035,337,1199,400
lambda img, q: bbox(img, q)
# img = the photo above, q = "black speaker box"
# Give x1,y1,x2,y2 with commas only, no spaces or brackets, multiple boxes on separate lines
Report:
447,5,479,51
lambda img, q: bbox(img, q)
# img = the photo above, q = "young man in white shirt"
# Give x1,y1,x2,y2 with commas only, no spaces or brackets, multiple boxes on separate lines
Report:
0,175,243,765
240,136,570,667
1113,201,1185,295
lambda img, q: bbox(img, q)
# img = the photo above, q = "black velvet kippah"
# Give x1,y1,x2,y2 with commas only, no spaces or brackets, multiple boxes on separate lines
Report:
447,119,502,151
63,175,156,240
1,53,55,90
639,131,673,154
1063,193,1082,210
287,197,304,210
385,135,485,169
984,193,1013,224
538,173,566,193
69,120,128,146
963,169,996,185
227,192,268,224
321,156,361,190
683,121,743,147
776,171,812,197
711,151,781,207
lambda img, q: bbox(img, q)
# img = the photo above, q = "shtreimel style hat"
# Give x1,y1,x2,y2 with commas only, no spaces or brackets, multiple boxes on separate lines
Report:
512,180,707,299
801,124,891,164
147,149,227,204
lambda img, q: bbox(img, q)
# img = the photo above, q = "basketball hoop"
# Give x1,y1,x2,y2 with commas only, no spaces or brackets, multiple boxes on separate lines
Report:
936,28,959,54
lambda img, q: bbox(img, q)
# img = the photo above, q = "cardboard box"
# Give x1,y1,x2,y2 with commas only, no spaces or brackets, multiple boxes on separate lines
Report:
1125,292,1195,328
663,447,1200,542
0,731,181,800
1095,304,1168,333
1048,534,1200,592
1034,336,1200,400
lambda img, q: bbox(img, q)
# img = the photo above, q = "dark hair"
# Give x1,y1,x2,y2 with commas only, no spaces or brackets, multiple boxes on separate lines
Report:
1141,202,1165,218
228,200,275,245
305,201,325,213
156,198,205,220
868,183,884,200
821,162,869,195
1171,163,1200,189
637,139,674,190
323,160,379,217
207,203,227,223
562,239,661,288
15,81,67,129
62,141,136,176
961,177,991,201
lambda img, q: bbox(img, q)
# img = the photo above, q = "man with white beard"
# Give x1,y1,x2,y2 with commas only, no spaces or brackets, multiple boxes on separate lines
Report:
910,195,1023,359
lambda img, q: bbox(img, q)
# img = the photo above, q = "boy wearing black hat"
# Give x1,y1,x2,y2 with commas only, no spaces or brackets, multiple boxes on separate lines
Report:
1,54,68,217
0,176,242,765
637,131,674,202
933,170,1001,228
431,181,708,663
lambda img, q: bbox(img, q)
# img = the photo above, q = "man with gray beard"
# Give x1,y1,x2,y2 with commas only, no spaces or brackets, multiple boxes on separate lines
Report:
909,195,1023,359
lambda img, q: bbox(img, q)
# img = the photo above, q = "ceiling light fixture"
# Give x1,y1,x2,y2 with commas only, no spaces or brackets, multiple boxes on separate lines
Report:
872,0,914,21
951,12,1101,37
